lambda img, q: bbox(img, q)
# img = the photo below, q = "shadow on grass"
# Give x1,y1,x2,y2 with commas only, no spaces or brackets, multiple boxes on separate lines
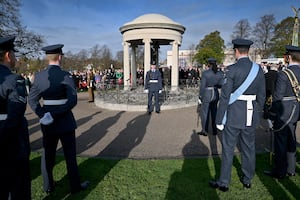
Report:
30,111,121,199
256,151,300,200
41,112,151,200
165,130,220,199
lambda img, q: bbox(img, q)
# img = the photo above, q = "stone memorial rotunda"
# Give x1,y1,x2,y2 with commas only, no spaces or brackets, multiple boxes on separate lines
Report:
119,13,186,90
95,14,194,111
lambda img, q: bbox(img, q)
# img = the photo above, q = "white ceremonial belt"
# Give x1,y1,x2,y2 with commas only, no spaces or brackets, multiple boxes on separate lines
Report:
282,96,297,101
43,99,67,105
237,95,256,126
206,87,215,90
149,80,158,83
0,114,8,120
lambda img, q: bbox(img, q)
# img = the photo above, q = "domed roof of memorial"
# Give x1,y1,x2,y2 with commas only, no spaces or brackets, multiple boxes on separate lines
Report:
126,13,181,25
120,13,185,34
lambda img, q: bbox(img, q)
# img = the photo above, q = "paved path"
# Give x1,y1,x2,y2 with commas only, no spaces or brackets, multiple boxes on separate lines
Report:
27,92,300,159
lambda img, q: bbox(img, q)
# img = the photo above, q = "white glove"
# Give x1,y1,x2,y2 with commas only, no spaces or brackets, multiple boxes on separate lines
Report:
40,112,54,125
267,119,273,129
198,98,202,104
159,90,162,94
144,89,149,93
216,124,224,131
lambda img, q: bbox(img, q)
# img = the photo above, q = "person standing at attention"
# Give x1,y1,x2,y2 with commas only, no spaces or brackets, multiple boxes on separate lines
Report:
264,45,300,179
28,44,89,194
87,69,95,102
198,57,224,136
209,39,266,191
144,61,163,114
0,36,31,199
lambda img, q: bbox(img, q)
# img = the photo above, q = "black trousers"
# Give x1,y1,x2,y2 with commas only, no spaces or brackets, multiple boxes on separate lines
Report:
273,122,297,176
43,130,81,193
147,90,160,112
200,99,218,134
0,159,31,200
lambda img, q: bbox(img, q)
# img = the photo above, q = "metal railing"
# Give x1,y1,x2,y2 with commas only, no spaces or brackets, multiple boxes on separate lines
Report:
96,84,199,106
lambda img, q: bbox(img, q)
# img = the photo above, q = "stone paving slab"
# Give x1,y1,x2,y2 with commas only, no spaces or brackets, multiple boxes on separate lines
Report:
27,92,300,159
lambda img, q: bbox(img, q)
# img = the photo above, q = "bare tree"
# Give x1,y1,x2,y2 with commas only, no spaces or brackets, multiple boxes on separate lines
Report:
0,0,21,35
252,14,276,58
99,45,113,69
0,0,44,58
115,50,123,66
231,19,252,40
90,44,102,58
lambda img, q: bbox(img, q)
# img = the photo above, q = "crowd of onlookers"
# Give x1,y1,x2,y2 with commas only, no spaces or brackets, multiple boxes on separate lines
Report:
21,61,286,94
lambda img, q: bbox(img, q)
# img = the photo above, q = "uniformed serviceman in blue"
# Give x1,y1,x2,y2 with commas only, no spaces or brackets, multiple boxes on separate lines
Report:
209,39,266,191
264,45,300,179
0,36,31,199
198,58,224,136
144,62,163,114
28,44,89,194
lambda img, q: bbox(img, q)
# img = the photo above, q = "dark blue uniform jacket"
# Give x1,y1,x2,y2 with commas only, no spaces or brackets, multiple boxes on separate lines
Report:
145,70,162,91
216,57,266,129
0,64,29,161
28,65,77,133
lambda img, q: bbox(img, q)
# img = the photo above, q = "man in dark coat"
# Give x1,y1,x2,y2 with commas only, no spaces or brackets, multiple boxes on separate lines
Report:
28,44,89,194
198,58,224,136
0,36,31,199
264,45,300,179
209,39,266,191
263,63,278,119
144,62,163,114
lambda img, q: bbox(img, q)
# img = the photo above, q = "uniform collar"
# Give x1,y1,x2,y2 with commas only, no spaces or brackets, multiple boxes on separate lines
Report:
0,64,11,71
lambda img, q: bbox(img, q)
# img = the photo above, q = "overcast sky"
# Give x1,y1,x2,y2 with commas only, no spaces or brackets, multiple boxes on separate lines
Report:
20,0,298,58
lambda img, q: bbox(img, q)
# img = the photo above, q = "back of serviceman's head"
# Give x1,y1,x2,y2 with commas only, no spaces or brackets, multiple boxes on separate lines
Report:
285,45,300,62
232,39,253,54
42,44,64,61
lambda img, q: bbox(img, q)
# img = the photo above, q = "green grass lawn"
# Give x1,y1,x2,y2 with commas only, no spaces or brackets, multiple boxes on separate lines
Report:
30,149,300,200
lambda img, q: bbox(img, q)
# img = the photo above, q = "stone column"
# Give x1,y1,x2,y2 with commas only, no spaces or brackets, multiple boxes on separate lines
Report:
171,41,180,91
131,44,137,88
143,38,152,80
123,41,130,90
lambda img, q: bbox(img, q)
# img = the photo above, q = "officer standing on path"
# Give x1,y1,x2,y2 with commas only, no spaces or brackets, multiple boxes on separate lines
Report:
87,69,95,102
264,45,300,179
198,58,224,136
209,39,266,191
0,36,31,199
28,44,89,194
144,62,163,114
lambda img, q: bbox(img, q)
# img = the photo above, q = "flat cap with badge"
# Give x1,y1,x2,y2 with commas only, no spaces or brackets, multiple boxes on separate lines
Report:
0,36,17,52
232,39,253,49
42,44,64,55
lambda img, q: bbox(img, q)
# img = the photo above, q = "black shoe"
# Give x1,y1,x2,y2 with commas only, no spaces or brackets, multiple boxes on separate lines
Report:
287,172,296,176
239,176,251,189
80,180,90,190
197,130,208,136
148,111,152,115
263,170,285,179
155,111,160,114
46,182,57,194
46,187,54,194
209,180,229,192
71,180,90,194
